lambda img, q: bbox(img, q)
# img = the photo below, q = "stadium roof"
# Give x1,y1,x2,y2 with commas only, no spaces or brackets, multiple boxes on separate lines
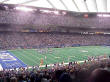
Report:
0,0,108,12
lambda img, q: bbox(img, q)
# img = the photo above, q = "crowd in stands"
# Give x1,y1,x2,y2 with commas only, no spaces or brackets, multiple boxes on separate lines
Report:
0,56,110,82
0,32,110,50
0,9,110,29
0,32,110,82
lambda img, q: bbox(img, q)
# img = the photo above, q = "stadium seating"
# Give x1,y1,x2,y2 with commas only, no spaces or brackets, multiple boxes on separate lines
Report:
0,32,110,50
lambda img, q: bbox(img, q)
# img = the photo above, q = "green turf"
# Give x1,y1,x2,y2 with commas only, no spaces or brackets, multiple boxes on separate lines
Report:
9,46,110,66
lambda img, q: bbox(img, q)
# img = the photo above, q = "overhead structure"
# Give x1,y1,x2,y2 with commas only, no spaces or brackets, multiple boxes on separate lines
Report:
0,0,108,12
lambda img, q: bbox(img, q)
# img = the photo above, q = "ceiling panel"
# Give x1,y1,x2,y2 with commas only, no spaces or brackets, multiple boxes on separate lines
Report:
107,0,110,12
86,0,97,12
0,0,6,2
61,0,78,11
4,0,30,4
74,0,88,12
24,0,52,8
47,0,66,10
96,0,107,12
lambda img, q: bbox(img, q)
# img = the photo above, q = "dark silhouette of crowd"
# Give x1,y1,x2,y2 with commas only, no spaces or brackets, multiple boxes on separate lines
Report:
0,32,110,50
0,56,110,82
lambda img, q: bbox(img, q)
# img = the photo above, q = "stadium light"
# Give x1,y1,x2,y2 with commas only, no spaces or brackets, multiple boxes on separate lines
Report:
40,9,61,15
53,11,60,15
62,11,67,15
102,14,110,17
40,9,51,13
15,6,33,12
97,14,103,17
97,14,110,17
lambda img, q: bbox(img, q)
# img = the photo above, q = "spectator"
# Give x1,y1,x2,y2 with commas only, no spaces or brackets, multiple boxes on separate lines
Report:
89,68,110,82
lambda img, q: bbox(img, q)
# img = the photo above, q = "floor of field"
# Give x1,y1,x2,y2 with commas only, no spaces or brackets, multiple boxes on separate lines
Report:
9,46,110,66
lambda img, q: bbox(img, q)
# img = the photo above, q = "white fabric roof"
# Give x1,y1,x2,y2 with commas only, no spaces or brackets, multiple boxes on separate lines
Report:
0,0,108,12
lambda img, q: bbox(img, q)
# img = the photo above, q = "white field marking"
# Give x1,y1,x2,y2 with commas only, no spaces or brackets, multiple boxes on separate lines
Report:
81,50,88,52
21,50,40,64
8,51,28,66
9,50,40,68
55,57,60,58
12,50,37,65
6,51,109,69
23,50,40,61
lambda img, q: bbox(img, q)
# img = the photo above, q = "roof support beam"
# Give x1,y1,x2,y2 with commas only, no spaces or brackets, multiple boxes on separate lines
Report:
46,0,56,9
107,0,108,12
72,0,80,12
105,0,107,12
59,0,68,10
84,0,89,12
20,0,38,4
94,0,98,12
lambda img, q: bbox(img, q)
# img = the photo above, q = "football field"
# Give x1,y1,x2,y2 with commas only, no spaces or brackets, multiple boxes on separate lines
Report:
9,46,110,66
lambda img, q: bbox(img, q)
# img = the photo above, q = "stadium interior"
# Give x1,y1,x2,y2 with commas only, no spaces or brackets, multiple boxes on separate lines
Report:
0,0,110,82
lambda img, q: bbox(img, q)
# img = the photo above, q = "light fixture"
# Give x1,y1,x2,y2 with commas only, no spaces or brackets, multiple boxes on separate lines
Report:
97,14,110,17
15,6,33,12
62,11,66,15
40,9,51,13
102,14,110,17
97,14,103,17
53,11,60,15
